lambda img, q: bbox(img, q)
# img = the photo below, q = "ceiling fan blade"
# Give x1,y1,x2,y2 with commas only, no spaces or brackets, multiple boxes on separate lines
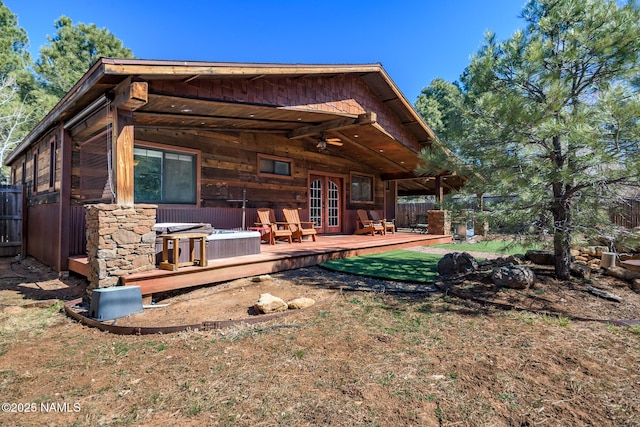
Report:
326,140,343,146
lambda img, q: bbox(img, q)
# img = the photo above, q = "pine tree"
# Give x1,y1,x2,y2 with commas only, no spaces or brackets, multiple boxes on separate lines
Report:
35,16,134,99
426,0,640,279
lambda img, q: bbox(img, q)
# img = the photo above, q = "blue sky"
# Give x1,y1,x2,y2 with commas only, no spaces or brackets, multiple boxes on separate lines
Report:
4,0,526,102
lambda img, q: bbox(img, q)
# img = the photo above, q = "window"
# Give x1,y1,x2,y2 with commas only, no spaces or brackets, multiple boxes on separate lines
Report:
49,138,56,190
32,151,38,193
258,154,292,177
351,173,374,203
134,146,197,204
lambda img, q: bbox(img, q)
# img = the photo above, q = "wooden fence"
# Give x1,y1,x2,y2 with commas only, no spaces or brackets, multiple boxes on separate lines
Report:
609,198,640,229
397,198,640,230
396,202,436,228
0,185,22,257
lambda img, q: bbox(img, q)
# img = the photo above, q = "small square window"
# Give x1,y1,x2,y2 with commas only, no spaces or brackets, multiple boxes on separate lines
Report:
258,155,292,177
351,173,374,203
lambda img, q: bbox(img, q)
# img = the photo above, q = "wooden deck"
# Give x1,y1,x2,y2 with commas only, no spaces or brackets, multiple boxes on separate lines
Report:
69,232,451,298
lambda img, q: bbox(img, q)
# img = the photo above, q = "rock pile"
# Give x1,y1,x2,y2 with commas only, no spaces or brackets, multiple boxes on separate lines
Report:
437,247,640,293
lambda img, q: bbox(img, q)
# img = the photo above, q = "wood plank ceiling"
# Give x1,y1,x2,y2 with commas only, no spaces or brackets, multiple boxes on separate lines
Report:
132,92,458,195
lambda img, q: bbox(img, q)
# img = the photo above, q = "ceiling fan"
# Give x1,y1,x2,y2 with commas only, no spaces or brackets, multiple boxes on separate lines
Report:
316,133,343,149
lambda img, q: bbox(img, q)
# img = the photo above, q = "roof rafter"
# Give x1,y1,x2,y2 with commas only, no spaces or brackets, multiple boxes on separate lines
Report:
287,112,376,140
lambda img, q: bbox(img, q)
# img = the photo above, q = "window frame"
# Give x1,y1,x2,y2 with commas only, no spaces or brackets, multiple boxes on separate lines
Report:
350,172,375,204
257,153,294,179
133,140,201,206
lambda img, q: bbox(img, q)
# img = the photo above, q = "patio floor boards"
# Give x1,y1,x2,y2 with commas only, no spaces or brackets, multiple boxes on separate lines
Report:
69,232,452,299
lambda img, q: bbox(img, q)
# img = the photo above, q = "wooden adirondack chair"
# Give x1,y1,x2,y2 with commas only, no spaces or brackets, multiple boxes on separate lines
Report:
282,208,317,242
354,209,385,236
255,208,292,244
369,210,395,234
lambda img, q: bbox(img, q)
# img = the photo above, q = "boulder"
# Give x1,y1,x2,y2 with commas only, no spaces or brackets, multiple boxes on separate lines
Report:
492,264,535,289
631,279,640,292
254,293,288,314
504,255,525,265
287,297,315,310
437,252,478,276
524,250,555,266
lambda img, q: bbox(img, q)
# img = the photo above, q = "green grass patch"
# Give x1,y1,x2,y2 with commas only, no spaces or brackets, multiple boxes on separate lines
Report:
321,250,441,283
431,240,539,255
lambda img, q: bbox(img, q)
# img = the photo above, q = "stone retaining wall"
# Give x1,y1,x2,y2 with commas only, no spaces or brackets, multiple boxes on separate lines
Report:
85,204,157,290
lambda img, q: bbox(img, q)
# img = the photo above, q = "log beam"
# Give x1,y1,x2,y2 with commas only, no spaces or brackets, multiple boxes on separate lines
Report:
112,77,148,111
288,112,376,139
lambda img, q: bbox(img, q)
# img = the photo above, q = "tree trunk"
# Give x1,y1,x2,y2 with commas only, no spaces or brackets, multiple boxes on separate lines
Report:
551,197,573,280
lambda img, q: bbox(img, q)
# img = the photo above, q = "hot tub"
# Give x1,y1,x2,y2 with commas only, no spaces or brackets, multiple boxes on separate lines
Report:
153,223,261,264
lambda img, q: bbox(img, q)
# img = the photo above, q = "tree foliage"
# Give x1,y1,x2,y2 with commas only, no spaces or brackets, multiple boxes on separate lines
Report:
416,78,465,143
0,5,134,180
0,1,37,181
420,0,640,279
34,16,134,99
0,75,30,177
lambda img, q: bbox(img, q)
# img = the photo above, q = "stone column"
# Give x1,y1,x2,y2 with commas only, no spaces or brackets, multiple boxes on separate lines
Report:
475,219,489,236
85,203,157,290
427,210,451,236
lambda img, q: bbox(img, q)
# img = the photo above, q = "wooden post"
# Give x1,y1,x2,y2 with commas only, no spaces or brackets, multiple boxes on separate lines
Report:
110,78,148,207
111,109,135,206
57,126,72,271
435,175,444,208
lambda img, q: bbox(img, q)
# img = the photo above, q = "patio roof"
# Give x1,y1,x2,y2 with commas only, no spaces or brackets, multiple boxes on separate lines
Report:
7,59,464,195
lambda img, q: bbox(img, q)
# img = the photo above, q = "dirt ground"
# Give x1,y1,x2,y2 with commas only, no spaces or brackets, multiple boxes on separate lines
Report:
1,253,639,426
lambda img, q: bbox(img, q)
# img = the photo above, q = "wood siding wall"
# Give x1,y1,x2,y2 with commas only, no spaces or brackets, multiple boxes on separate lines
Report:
9,128,63,264
11,129,61,199
27,204,60,267
134,129,386,225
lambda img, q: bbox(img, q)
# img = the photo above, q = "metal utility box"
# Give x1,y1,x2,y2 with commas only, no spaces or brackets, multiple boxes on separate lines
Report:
89,286,143,321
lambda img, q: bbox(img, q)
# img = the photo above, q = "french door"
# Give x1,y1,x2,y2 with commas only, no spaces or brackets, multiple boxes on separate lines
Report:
309,174,342,233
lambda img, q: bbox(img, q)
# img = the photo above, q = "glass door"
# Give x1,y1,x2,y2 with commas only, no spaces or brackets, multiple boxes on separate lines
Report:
309,174,342,233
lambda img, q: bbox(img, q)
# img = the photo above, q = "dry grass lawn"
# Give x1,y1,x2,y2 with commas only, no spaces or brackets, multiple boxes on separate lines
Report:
0,256,639,426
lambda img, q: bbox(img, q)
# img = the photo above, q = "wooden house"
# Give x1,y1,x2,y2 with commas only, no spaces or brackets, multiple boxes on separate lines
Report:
4,59,463,282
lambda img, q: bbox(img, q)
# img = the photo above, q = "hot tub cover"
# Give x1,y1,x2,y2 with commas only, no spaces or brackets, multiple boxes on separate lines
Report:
153,222,214,235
